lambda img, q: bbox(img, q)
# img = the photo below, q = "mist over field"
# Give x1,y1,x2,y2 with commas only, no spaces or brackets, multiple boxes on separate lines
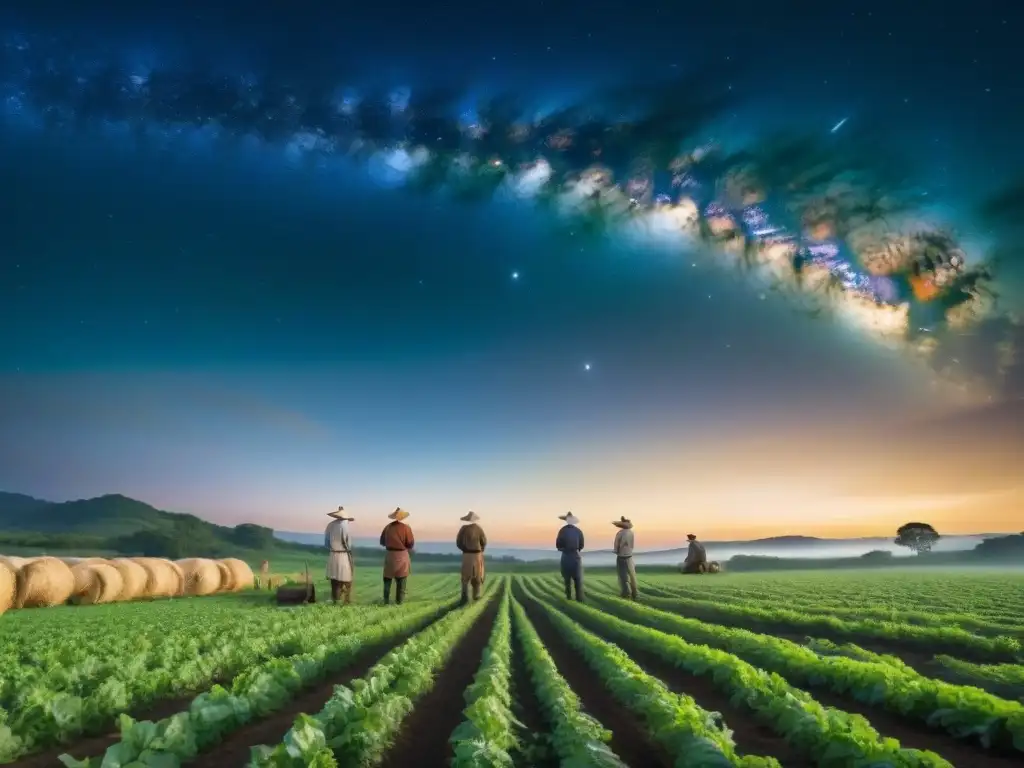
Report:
274,530,993,565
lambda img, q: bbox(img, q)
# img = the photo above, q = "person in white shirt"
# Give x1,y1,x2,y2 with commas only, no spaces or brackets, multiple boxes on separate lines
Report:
612,516,638,600
324,506,355,604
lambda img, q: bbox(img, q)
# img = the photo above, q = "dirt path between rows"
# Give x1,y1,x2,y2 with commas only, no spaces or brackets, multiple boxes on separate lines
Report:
184,610,442,768
377,599,499,768
509,630,559,768
565,604,814,766
514,587,672,768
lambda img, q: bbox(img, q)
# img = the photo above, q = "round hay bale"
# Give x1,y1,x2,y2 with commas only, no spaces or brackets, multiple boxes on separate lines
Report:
70,562,125,605
220,558,255,591
175,558,223,596
61,557,108,567
130,557,180,599
166,560,185,596
109,558,148,601
15,556,75,608
213,560,233,591
708,561,722,574
0,560,16,615
0,555,31,571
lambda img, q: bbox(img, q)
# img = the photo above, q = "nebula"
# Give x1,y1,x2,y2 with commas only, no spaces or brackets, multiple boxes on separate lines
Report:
2,27,1020,398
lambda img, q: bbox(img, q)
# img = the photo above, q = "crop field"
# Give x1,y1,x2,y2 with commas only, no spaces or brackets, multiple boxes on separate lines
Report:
1,570,1022,767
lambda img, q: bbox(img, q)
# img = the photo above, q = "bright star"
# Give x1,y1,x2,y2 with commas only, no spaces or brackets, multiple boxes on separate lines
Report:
511,271,519,280
584,363,591,371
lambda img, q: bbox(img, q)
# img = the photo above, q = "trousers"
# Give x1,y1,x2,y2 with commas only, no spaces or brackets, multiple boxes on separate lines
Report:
460,578,482,604
616,556,638,599
383,576,407,604
560,554,584,602
329,579,352,604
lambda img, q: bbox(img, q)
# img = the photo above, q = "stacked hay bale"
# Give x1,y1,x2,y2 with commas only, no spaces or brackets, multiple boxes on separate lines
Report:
0,555,31,571
218,558,255,591
109,558,149,601
213,560,233,590
0,559,16,615
131,557,184,599
175,558,223,596
15,556,76,608
69,561,125,605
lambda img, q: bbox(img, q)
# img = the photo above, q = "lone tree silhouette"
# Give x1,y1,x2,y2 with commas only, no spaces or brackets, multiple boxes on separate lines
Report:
895,522,941,555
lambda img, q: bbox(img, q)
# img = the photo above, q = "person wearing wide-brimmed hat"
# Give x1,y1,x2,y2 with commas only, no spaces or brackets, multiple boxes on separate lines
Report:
455,511,487,605
555,513,585,602
612,516,638,600
681,533,708,574
379,507,415,604
325,506,355,604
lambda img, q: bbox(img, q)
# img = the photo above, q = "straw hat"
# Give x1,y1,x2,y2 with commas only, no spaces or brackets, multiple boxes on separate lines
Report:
687,533,697,540
559,512,580,526
460,511,481,523
612,516,632,529
327,506,354,521
389,507,410,521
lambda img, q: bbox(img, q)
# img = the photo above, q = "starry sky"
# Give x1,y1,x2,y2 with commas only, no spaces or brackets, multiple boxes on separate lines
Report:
1,0,1021,546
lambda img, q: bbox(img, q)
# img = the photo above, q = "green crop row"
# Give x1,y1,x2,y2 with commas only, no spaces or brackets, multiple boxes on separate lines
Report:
931,656,1024,702
638,580,1024,638
632,574,1024,619
528,578,953,767
249,582,498,767
596,581,1022,658
509,596,626,767
582,585,1024,754
3,597,446,763
57,599,454,768
448,587,517,768
516,580,780,767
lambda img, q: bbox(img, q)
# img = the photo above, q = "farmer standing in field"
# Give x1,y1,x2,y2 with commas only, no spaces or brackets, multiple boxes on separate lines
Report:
681,532,708,574
324,506,355,605
612,516,638,600
555,512,585,602
380,507,415,604
455,510,487,605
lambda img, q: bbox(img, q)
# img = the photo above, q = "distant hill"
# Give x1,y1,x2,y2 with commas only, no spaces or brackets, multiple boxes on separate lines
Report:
0,492,467,563
0,491,295,559
0,490,243,538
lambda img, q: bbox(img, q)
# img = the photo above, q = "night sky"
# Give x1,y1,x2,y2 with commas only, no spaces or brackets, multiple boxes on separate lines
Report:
1,1,1021,545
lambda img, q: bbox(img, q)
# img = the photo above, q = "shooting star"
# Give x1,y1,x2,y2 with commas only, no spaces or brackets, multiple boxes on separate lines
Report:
830,117,848,134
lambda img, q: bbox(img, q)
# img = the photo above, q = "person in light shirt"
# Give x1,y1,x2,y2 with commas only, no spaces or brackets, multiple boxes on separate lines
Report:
324,507,355,604
612,516,638,600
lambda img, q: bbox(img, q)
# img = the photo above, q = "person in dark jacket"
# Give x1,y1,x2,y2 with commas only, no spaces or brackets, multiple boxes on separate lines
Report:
555,512,585,602
455,511,487,605
681,533,708,574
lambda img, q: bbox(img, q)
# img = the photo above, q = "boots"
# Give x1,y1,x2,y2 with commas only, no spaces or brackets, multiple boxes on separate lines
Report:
460,581,469,606
383,578,392,604
396,577,407,605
